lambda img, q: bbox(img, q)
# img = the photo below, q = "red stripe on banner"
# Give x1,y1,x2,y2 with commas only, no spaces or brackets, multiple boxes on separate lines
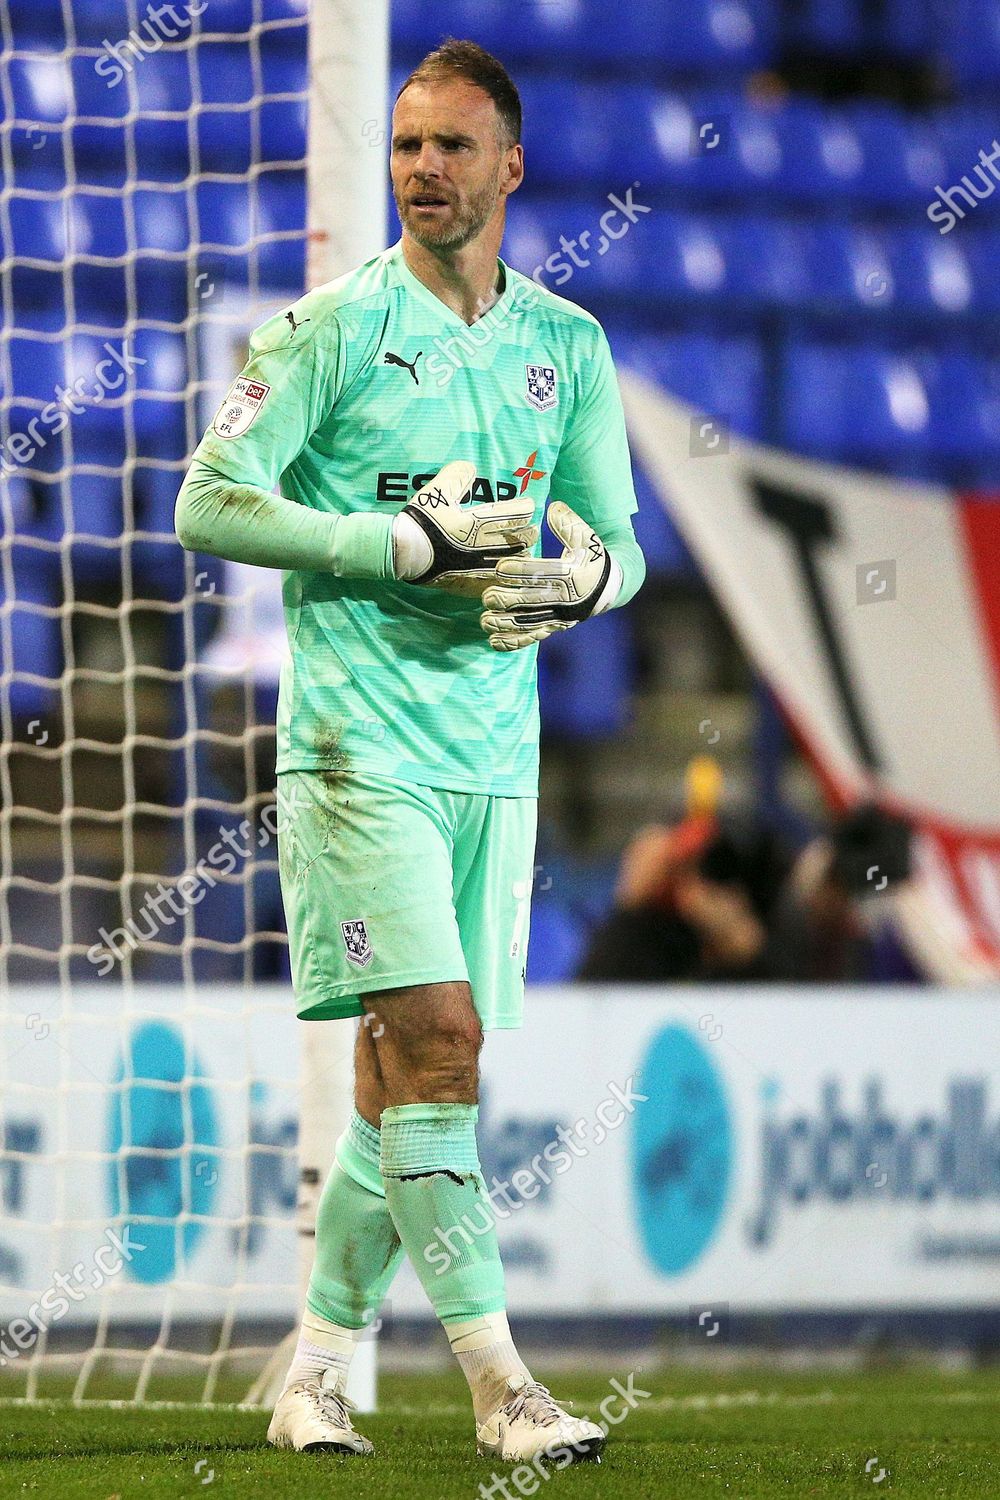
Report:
769,670,1000,970
957,493,1000,729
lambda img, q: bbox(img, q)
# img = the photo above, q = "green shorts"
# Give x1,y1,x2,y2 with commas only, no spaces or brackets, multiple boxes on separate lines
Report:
276,769,538,1030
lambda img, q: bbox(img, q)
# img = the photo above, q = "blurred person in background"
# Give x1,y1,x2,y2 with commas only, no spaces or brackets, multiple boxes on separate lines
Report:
578,761,917,985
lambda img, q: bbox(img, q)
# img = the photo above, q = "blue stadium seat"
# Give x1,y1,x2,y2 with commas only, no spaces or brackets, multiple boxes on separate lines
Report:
197,40,256,105
2,400,67,477
8,335,66,405
630,466,694,576
257,174,307,285
933,109,1000,218
193,0,308,29
891,227,976,316
70,53,131,123
848,103,948,209
538,608,632,738
4,0,63,39
8,117,69,184
517,76,613,186
776,98,868,204
392,0,584,58
6,187,68,267
926,353,1000,482
5,474,58,544
5,56,70,130
612,329,766,440
507,194,665,306
627,88,759,194
196,173,305,283
525,898,587,983
70,408,131,475
129,328,189,456
638,209,731,305
572,0,774,69
196,56,306,174
943,0,1000,87
133,187,190,253
807,223,897,317
259,73,308,169
132,46,193,115
870,0,935,56
3,550,61,722
69,189,128,261
130,329,188,397
782,0,862,52
131,466,190,598
59,472,128,592
780,341,936,477
71,123,130,190
967,230,1000,312
725,214,813,311
69,471,122,534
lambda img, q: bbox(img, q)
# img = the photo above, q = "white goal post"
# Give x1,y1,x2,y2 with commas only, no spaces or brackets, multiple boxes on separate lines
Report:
248,0,389,1417
0,0,388,1408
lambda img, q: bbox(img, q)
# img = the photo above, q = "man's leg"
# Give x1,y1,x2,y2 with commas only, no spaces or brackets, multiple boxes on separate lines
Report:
279,1020,404,1397
366,979,533,1423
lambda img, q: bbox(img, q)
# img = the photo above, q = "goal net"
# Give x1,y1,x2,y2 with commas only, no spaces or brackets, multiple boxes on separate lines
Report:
0,0,385,1405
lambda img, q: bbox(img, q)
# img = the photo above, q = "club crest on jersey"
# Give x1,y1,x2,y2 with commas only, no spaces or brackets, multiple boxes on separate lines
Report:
525,364,558,413
212,378,271,439
341,919,373,967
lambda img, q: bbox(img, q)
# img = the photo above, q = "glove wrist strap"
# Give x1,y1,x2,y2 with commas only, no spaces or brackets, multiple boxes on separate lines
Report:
591,555,623,616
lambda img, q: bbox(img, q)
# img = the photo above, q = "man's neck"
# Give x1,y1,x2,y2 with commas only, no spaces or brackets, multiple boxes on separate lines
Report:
401,232,505,326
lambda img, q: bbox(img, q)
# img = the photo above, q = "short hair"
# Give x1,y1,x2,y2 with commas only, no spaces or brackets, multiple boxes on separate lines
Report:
396,38,522,147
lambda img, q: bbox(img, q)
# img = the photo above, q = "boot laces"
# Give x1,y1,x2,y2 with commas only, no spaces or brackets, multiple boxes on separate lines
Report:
305,1382,359,1432
505,1379,573,1428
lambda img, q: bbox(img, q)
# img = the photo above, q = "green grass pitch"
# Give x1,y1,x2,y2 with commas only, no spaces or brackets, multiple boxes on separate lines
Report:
2,1365,998,1497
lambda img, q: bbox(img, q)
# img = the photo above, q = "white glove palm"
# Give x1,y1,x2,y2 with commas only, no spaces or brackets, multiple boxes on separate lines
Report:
392,460,538,598
480,501,622,651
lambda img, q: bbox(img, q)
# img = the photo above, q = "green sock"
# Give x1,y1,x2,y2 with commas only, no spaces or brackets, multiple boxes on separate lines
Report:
379,1102,506,1323
305,1108,405,1329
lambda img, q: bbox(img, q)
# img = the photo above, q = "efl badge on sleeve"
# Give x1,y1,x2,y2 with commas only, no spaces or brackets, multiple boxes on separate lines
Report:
525,364,558,413
212,378,271,439
341,918,373,967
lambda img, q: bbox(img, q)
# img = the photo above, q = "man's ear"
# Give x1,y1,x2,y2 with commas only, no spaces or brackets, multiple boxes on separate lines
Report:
501,143,524,199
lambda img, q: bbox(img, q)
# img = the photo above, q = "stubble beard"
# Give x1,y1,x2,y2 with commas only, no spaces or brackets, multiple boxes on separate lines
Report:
396,173,502,253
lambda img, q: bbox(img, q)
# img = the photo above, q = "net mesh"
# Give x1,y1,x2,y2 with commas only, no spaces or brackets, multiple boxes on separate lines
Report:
0,0,313,1403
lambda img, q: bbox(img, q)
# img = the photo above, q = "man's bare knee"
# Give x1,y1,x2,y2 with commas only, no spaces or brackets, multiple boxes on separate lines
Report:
366,982,482,1105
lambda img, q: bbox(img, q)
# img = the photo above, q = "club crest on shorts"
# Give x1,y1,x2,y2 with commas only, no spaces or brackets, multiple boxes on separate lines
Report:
525,363,558,412
212,377,271,439
341,918,373,967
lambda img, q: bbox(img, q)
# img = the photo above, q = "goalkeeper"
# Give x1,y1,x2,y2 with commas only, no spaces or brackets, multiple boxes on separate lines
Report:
176,38,644,1466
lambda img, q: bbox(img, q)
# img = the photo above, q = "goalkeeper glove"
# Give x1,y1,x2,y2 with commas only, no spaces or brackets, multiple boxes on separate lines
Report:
391,459,538,598
480,500,623,652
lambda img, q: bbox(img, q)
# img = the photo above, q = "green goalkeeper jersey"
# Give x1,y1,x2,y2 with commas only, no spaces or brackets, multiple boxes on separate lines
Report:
187,241,641,797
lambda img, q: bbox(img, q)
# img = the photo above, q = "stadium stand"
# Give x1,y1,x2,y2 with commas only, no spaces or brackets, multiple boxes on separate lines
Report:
4,0,1000,979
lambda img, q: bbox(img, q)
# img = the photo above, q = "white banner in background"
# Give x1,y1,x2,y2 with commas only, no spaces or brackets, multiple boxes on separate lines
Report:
3,987,1000,1324
619,371,1000,981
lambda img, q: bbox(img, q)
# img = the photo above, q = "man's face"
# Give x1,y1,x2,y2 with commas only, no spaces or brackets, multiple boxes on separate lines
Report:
390,78,521,253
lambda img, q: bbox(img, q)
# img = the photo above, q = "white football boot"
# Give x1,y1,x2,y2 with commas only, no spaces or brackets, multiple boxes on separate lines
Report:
266,1365,373,1456
475,1375,605,1465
